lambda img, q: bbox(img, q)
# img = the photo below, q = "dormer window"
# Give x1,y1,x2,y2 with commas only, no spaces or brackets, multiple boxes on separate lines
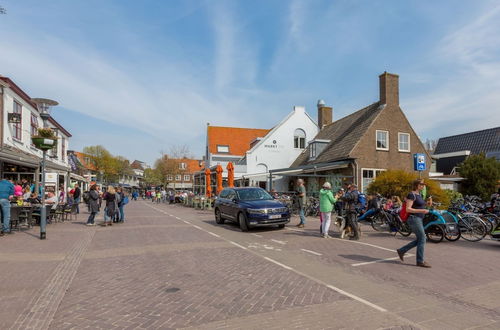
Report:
309,139,330,160
294,129,306,149
179,162,187,170
217,145,229,153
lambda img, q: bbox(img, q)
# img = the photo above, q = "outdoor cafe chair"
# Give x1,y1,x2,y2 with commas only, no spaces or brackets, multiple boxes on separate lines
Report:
63,204,78,222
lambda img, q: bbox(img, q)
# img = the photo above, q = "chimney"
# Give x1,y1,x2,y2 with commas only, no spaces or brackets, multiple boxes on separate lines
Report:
379,72,399,106
317,99,332,129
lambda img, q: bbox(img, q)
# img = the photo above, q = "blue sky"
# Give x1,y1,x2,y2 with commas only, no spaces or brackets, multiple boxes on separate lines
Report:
1,0,499,165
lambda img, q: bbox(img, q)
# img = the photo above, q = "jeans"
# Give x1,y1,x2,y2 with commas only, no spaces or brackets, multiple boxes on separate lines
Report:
119,205,124,222
299,207,306,225
358,208,378,221
0,199,11,232
87,212,96,224
74,197,81,214
103,207,110,222
321,212,332,235
398,215,426,263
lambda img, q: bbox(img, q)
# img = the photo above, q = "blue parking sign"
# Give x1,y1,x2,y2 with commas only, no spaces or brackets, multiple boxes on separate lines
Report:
413,153,426,171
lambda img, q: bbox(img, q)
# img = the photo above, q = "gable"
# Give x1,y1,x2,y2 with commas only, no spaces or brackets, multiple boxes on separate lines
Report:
291,102,383,167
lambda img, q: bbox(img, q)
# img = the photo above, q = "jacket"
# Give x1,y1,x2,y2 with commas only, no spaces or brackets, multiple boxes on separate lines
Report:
319,189,336,213
88,190,100,213
0,180,15,200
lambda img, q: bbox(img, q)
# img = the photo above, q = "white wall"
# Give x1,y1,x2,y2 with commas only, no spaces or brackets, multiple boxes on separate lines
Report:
246,106,318,175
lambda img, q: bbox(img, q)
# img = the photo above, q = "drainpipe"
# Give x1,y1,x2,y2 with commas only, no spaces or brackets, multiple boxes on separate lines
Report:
353,160,359,186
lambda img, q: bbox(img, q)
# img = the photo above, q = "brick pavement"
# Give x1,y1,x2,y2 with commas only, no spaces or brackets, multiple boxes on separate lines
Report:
1,201,498,329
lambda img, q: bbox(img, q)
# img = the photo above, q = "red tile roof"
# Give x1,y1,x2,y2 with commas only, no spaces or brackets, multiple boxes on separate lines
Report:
208,126,270,156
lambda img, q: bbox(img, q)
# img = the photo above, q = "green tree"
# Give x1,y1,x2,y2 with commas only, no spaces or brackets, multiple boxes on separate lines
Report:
458,153,500,200
367,169,450,208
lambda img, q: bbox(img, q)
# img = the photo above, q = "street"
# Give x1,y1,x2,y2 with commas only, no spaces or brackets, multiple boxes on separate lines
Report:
1,201,499,330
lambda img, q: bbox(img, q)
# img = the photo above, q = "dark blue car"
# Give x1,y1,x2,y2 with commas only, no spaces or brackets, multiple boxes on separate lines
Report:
214,187,290,231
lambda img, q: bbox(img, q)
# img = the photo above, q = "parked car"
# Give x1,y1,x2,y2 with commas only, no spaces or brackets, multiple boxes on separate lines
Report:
214,187,290,231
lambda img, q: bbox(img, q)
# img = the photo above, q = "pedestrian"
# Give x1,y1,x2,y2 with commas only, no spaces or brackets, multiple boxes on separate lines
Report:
86,184,99,226
295,179,307,228
319,182,338,238
102,186,118,226
116,187,126,222
397,179,431,268
58,184,65,203
156,190,161,204
0,177,15,236
73,183,81,214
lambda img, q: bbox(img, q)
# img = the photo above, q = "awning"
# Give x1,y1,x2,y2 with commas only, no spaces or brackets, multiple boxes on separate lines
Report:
270,160,352,176
70,173,88,182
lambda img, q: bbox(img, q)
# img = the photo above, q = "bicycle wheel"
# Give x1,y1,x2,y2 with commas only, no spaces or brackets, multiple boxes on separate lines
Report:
445,229,461,241
426,225,444,243
460,215,487,242
397,222,412,237
371,213,387,232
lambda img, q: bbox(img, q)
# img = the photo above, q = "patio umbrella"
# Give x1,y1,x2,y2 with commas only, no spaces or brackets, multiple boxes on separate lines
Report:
205,168,212,197
216,164,223,195
227,162,234,188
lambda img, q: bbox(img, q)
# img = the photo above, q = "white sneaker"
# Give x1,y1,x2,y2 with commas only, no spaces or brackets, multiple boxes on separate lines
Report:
86,223,92,226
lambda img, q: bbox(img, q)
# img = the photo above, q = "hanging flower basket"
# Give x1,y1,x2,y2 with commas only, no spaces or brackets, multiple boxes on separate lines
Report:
32,128,57,150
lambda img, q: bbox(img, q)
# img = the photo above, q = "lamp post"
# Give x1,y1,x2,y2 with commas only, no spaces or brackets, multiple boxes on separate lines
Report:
32,98,59,240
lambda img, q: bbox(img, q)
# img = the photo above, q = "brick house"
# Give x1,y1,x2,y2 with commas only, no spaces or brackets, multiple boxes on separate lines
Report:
278,72,431,194
163,157,203,190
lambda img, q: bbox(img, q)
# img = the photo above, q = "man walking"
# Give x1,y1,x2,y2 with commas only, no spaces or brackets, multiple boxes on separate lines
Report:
296,179,307,228
73,183,81,214
0,178,15,236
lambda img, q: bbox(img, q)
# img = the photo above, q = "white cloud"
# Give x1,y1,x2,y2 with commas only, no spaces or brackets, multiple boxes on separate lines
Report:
403,3,500,138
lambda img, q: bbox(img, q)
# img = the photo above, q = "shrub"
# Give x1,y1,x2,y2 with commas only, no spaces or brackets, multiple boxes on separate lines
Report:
367,170,450,208
458,153,500,200
35,127,56,138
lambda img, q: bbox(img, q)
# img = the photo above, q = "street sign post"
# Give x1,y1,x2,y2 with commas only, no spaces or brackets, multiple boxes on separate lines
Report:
413,153,426,177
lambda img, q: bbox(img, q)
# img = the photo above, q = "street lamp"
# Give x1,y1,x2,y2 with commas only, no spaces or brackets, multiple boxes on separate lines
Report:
32,98,59,240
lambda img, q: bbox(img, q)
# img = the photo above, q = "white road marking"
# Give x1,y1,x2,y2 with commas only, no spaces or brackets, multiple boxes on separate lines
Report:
264,257,293,270
207,232,221,238
182,220,190,224
351,254,414,267
300,249,322,256
326,285,387,312
251,234,263,238
271,239,287,245
174,217,181,220
286,227,395,253
192,225,202,230
229,241,247,250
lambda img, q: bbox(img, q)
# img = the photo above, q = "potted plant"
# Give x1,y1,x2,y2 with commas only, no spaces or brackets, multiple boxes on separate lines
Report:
32,127,58,150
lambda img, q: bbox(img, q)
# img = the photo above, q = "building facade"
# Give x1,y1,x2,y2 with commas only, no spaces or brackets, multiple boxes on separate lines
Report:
0,76,71,192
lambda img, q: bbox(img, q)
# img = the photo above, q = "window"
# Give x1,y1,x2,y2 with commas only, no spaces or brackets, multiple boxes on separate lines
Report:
179,162,187,170
217,145,229,153
309,140,329,160
183,175,190,181
376,130,389,150
219,189,230,198
167,175,174,181
30,113,38,145
294,129,306,149
13,101,22,140
175,174,181,181
398,133,410,152
362,168,386,193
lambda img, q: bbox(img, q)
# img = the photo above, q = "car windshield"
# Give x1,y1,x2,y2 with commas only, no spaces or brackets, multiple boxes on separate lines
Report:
237,188,273,201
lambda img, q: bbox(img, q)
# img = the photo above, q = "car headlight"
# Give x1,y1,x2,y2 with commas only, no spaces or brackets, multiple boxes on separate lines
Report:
247,208,268,214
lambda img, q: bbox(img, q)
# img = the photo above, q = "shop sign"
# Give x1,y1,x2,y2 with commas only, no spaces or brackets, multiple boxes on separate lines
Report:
45,172,58,183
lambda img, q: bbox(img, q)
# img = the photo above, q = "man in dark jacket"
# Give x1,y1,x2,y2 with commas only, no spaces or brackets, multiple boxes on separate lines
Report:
73,184,81,214
86,185,100,226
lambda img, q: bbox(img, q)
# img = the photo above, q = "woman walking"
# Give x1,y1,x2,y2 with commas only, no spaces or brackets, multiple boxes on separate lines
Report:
102,186,117,226
397,179,431,268
86,184,99,226
319,182,338,238
116,187,126,222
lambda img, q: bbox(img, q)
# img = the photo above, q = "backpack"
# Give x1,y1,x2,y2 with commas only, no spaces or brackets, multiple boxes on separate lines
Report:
357,193,367,209
82,192,90,203
400,201,409,222
122,196,129,205
399,193,415,222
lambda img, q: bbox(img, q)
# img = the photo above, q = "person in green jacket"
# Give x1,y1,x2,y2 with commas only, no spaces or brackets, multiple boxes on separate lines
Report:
320,182,339,238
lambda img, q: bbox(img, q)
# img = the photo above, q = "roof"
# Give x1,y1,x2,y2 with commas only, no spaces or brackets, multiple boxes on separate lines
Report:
208,126,270,156
434,127,500,155
291,102,384,167
176,158,204,173
131,160,145,170
72,151,97,171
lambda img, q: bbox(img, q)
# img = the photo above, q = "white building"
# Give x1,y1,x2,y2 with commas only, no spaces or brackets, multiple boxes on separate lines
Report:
0,76,71,191
241,106,319,191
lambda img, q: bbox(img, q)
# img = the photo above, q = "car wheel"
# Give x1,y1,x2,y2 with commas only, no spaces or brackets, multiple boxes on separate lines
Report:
238,212,249,232
278,224,285,229
215,208,224,224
